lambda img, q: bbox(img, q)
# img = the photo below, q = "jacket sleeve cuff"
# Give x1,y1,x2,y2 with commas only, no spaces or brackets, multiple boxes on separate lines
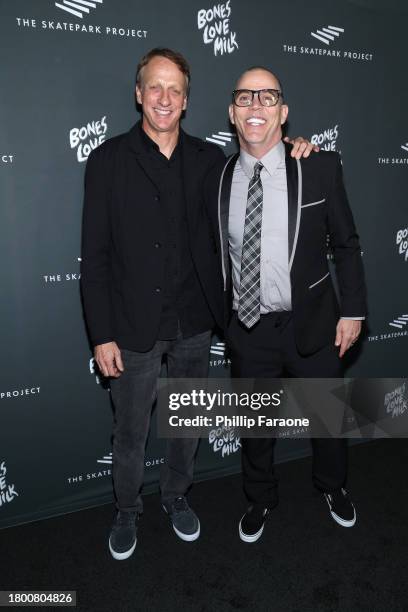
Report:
92,337,114,347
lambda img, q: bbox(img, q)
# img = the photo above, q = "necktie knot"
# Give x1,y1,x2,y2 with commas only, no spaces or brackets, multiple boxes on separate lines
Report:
253,161,263,179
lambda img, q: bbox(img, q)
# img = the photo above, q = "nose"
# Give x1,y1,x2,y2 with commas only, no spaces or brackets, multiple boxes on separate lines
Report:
250,91,262,109
158,88,170,106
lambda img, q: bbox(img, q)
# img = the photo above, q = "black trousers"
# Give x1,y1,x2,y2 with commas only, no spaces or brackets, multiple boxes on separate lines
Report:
109,330,211,514
227,311,347,509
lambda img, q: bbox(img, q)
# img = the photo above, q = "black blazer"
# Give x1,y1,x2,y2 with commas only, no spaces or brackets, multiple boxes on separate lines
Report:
214,142,367,356
81,122,225,351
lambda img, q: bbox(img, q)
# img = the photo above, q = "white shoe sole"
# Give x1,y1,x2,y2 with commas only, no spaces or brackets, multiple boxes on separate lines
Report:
324,494,357,527
173,521,200,542
239,515,265,543
109,536,137,560
162,504,200,541
329,508,356,527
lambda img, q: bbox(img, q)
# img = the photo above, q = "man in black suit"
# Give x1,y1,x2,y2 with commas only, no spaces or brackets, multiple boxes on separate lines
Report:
81,49,315,560
216,67,367,542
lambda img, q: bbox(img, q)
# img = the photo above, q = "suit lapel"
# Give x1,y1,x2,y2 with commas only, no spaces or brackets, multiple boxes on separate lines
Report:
284,142,302,273
218,153,239,290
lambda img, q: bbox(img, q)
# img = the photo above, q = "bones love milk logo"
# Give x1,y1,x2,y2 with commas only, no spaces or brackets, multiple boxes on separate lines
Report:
396,227,408,261
197,1,238,56
0,461,19,508
311,124,339,151
384,383,407,418
69,115,108,162
209,424,241,457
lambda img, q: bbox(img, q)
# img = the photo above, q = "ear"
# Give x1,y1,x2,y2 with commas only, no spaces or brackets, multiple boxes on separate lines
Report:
228,104,235,125
280,104,289,125
135,85,142,105
182,95,187,111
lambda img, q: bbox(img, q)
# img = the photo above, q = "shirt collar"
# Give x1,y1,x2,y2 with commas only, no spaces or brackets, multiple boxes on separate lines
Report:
239,140,285,179
138,120,183,155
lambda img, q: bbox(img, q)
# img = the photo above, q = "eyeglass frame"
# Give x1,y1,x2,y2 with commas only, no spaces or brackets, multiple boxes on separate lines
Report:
231,88,284,107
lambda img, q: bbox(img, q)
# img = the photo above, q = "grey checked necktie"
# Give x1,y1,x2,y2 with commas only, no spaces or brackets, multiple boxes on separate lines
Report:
238,161,264,329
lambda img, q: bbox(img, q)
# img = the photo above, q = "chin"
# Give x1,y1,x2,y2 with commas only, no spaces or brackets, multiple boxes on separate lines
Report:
242,129,265,140
150,118,176,132
242,136,264,145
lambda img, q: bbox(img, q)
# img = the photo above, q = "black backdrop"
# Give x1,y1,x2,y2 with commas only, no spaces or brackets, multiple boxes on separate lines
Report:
1,0,407,529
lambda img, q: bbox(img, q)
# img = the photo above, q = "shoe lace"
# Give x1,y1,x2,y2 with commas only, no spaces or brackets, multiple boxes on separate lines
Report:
326,490,348,505
248,505,269,519
173,496,189,514
117,511,136,527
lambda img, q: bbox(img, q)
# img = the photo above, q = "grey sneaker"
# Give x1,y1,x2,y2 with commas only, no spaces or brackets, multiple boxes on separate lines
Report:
108,511,138,560
162,496,200,541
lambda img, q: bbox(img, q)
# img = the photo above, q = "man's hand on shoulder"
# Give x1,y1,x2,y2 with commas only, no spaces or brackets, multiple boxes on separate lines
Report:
94,341,124,378
283,136,319,159
335,319,362,358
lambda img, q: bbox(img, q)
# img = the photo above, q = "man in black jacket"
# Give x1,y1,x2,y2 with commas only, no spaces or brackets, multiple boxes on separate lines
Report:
81,48,315,560
216,67,367,542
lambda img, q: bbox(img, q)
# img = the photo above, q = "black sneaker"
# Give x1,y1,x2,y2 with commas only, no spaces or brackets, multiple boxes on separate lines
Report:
162,496,200,541
324,488,356,527
108,511,138,560
239,505,269,543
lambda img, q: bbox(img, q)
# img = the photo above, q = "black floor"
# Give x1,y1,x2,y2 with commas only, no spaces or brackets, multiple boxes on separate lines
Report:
1,440,407,612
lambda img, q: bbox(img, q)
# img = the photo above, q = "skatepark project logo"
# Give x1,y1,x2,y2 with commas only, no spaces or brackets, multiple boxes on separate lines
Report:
209,424,241,457
43,257,81,285
396,227,408,262
0,461,19,508
1,155,14,163
89,358,101,385
368,314,408,342
55,0,102,19
96,451,164,468
311,124,339,151
0,386,40,401
378,142,408,166
389,314,408,330
206,130,236,149
197,1,238,56
384,383,407,418
209,340,231,368
283,24,373,62
67,452,112,485
211,341,226,356
15,11,147,39
310,25,344,45
69,115,107,162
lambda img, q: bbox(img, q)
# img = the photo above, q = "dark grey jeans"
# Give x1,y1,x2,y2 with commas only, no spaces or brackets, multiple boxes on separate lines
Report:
109,330,211,514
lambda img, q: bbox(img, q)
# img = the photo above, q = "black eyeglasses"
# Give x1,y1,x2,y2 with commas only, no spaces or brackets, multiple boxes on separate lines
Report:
232,88,283,107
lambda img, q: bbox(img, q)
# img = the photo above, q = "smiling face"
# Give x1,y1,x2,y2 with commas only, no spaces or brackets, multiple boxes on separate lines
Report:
136,56,188,139
229,68,288,158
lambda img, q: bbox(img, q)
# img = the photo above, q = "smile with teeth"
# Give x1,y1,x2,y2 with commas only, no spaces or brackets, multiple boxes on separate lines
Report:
154,108,172,115
246,117,266,125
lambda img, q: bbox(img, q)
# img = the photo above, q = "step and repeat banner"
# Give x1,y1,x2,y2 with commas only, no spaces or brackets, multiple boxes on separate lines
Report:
1,0,407,528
